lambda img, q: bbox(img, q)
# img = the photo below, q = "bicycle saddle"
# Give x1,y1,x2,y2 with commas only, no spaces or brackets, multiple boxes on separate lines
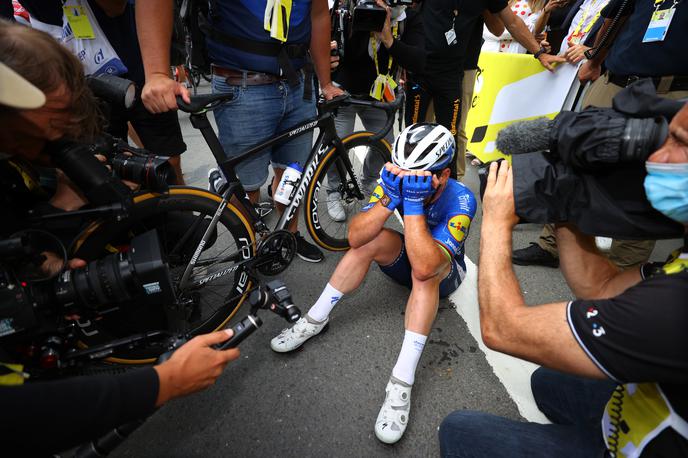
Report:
176,93,234,113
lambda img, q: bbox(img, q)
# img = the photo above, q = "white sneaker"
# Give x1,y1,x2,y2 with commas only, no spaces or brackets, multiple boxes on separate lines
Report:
270,315,329,353
326,192,346,222
374,377,412,444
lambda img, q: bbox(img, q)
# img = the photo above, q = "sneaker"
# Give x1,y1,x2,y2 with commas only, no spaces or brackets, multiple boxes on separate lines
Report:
208,168,227,194
326,192,346,222
295,232,324,263
374,376,412,444
270,315,329,353
512,242,559,268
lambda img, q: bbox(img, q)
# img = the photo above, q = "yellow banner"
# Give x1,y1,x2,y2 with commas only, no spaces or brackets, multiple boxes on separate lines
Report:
466,53,580,163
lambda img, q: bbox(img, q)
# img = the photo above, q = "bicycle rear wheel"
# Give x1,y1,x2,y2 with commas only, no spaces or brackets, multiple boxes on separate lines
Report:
304,132,391,251
71,187,256,363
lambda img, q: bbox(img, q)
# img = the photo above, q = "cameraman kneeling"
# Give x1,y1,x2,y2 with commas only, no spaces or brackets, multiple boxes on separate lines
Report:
0,28,240,456
439,103,688,457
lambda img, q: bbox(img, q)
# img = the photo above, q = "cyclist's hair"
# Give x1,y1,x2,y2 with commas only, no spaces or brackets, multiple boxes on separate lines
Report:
0,19,101,140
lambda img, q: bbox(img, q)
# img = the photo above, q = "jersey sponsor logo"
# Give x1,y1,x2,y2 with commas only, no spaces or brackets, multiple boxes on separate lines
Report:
447,214,471,242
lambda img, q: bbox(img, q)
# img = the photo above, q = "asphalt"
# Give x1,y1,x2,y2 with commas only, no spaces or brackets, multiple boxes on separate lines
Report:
113,84,681,458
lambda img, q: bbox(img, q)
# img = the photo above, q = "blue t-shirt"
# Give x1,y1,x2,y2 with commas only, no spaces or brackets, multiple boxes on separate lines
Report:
602,0,688,76
206,0,312,74
364,178,477,260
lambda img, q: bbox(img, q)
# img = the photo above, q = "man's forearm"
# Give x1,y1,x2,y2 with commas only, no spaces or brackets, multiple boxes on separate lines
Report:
502,13,540,54
310,0,333,87
478,222,526,342
555,224,641,300
136,0,173,80
348,205,392,247
404,215,447,280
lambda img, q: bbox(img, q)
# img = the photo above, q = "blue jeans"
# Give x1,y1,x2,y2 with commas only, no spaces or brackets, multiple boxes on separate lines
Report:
438,368,615,458
212,74,316,191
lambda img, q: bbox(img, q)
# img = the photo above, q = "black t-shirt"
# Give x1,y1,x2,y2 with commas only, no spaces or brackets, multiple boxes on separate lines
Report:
568,256,688,457
334,8,426,96
601,0,688,76
421,0,508,76
464,17,484,71
12,0,145,85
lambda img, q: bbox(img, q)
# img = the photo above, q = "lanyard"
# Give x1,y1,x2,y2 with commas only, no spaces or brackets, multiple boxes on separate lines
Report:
571,0,605,38
653,0,682,12
370,23,399,77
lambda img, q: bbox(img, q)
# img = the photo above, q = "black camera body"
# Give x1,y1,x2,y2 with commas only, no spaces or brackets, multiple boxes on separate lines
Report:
0,230,174,341
491,80,686,239
352,1,388,32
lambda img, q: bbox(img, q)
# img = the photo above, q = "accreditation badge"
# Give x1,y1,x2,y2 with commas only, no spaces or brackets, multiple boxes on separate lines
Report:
642,7,676,43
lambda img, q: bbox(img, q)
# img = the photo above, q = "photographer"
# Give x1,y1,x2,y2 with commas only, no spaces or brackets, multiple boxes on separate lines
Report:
0,58,241,456
325,0,425,219
438,102,688,457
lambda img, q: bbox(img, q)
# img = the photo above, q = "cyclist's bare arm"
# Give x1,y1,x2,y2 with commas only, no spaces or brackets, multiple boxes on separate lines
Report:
404,215,450,280
348,203,394,248
135,0,190,113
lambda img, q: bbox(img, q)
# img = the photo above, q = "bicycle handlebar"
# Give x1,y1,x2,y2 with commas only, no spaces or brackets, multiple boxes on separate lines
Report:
319,88,406,143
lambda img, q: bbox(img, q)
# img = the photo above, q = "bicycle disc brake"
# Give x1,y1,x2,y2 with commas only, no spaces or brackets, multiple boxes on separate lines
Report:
255,230,297,276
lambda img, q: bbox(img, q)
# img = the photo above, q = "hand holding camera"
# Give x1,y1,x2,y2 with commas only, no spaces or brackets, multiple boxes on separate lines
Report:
372,0,394,48
482,161,519,230
154,329,240,407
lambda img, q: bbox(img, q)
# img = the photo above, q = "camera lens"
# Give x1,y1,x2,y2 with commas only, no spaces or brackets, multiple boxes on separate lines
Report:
111,153,176,191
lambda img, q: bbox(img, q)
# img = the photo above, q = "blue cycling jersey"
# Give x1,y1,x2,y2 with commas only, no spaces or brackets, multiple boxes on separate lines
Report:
363,178,477,259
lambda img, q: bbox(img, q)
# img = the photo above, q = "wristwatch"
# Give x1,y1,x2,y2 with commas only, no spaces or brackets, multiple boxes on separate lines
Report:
533,46,547,59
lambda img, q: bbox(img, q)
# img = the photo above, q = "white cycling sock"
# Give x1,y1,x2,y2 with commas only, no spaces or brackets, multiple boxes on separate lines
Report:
306,283,343,323
391,330,427,386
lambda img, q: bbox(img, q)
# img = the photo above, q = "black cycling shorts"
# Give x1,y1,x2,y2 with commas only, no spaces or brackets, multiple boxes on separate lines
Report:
379,232,466,298
107,94,187,156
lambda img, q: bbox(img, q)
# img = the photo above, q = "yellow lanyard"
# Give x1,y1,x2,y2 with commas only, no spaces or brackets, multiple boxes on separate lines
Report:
370,23,399,77
571,0,604,38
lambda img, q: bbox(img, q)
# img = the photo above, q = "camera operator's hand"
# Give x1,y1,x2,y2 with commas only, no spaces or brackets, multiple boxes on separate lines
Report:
50,169,89,211
40,254,87,278
373,0,394,49
154,329,240,407
565,43,590,64
578,60,602,82
141,73,191,114
402,171,434,216
482,161,519,229
330,41,340,70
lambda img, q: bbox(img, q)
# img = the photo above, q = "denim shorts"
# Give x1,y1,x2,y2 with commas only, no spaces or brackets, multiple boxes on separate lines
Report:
379,232,466,298
212,74,316,191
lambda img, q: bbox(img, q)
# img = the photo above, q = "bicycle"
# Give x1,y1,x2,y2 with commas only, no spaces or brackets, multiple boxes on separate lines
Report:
69,90,404,363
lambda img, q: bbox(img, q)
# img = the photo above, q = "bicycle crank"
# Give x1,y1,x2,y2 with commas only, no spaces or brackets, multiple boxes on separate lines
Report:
254,230,297,276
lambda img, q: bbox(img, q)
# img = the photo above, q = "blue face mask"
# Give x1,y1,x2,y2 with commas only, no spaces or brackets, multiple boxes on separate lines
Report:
644,162,688,224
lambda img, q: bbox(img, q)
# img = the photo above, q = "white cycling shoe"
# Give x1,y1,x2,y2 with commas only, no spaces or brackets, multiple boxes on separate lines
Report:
326,192,346,222
270,315,329,353
374,376,412,444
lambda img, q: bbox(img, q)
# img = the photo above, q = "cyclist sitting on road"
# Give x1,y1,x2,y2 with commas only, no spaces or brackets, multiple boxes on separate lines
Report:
270,123,477,444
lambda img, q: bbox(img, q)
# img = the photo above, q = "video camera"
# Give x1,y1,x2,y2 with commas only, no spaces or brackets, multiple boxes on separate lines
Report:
485,80,685,239
0,230,174,342
331,0,412,51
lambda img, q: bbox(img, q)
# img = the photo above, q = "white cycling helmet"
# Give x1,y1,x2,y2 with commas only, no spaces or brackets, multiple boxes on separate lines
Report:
392,123,455,172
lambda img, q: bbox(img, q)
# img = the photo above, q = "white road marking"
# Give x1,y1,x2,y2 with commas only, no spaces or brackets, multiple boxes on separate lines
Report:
449,257,549,423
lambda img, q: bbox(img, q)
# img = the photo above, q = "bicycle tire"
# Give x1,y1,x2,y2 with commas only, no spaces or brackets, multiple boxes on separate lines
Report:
71,187,256,364
304,132,391,251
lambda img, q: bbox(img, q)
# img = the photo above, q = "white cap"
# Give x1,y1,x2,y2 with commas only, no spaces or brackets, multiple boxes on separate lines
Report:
0,61,46,109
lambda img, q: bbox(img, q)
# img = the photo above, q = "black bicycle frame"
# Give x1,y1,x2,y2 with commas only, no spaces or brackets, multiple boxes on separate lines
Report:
179,109,357,290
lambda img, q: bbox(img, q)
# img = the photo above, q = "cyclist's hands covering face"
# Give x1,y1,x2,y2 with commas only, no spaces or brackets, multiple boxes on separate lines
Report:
154,329,240,406
380,163,403,210
402,171,433,215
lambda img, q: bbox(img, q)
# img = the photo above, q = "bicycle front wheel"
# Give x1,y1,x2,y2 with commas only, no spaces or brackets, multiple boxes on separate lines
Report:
71,187,256,363
304,132,391,251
